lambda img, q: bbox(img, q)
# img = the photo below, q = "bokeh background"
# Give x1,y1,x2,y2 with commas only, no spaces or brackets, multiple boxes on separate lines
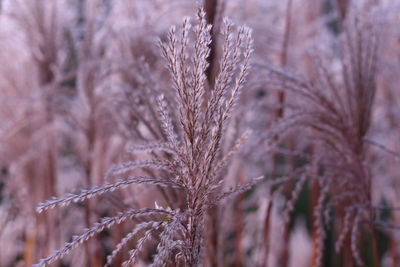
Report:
0,0,399,266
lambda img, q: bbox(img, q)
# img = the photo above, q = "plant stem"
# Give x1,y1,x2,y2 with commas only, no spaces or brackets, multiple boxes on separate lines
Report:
370,223,380,267
262,1,292,265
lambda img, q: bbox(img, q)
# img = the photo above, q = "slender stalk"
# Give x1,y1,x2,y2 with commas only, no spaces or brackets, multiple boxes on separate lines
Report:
369,169,380,267
262,1,292,265
279,141,295,267
234,169,244,267
370,223,380,267
204,2,223,266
